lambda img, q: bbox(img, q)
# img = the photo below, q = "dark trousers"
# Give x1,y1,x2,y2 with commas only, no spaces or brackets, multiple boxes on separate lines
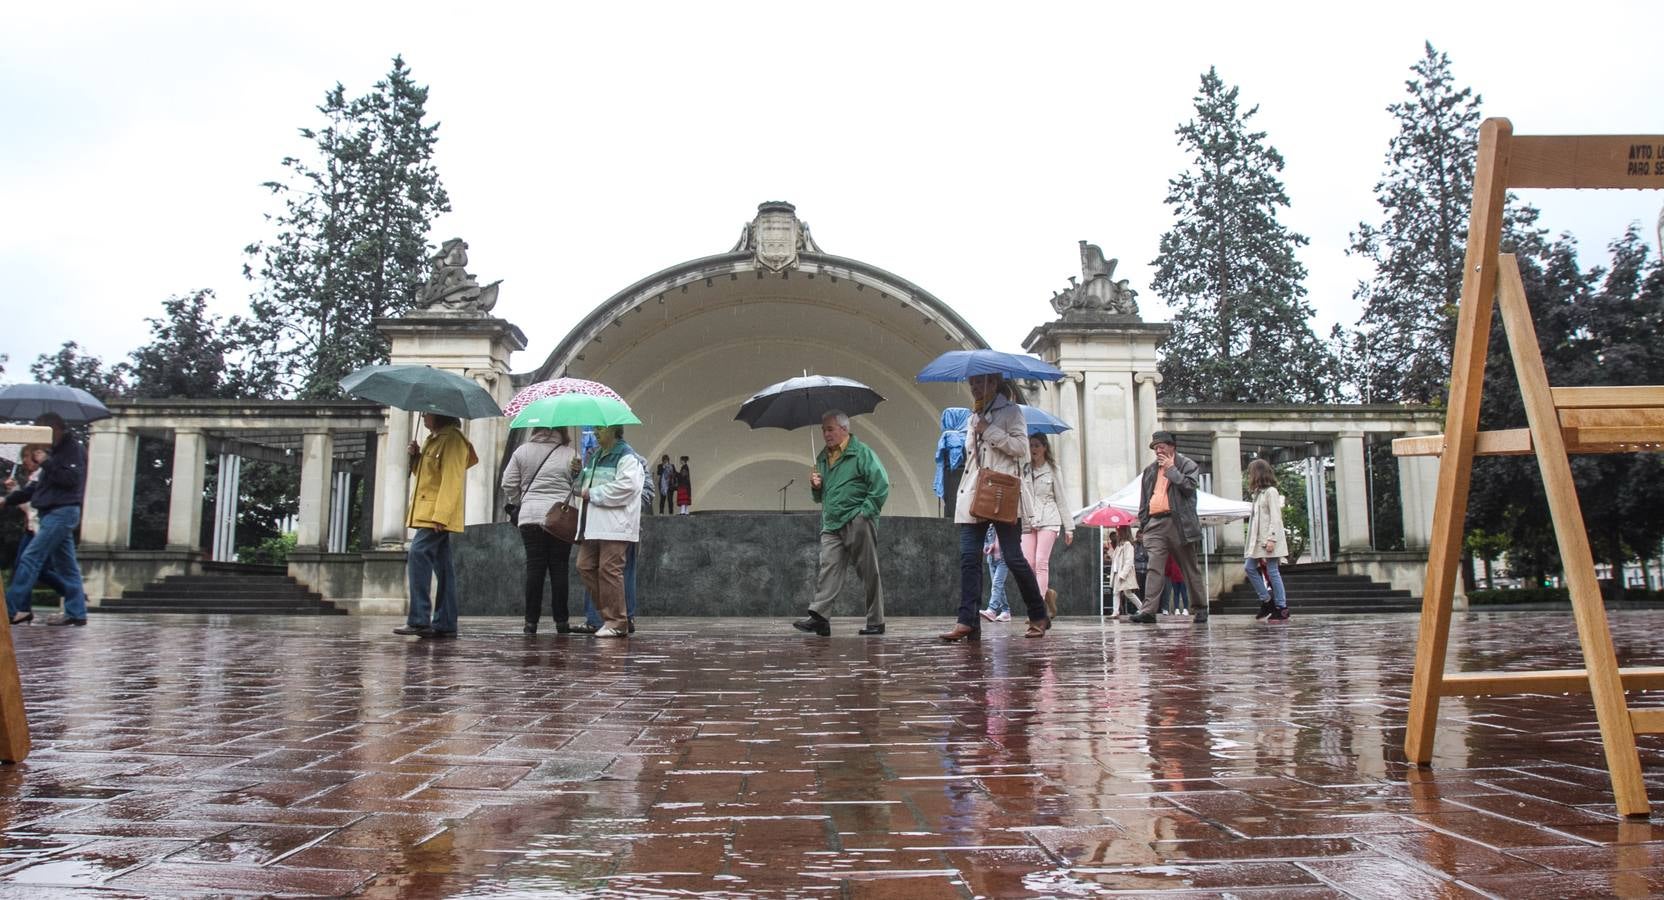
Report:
657,486,674,515
942,467,964,519
519,524,571,626
958,521,1045,627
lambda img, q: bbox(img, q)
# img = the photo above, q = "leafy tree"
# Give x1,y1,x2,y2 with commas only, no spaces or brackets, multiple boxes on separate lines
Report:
1151,67,1338,403
243,56,451,399
29,341,129,398
1346,42,1483,404
127,290,244,400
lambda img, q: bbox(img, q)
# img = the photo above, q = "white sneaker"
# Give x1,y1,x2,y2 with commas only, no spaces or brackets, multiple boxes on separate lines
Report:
594,626,629,638
996,611,1011,622
979,608,997,622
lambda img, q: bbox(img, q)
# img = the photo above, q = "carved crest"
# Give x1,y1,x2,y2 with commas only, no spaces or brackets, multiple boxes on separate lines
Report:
732,201,821,272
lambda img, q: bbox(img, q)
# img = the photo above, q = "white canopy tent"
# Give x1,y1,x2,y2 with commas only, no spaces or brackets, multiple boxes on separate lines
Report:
1074,478,1253,617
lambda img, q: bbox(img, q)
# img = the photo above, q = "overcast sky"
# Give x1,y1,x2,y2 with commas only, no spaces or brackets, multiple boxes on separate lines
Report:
3,1,1658,383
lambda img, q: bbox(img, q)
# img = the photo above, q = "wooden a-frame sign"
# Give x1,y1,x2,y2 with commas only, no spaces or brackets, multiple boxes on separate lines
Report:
1394,119,1664,817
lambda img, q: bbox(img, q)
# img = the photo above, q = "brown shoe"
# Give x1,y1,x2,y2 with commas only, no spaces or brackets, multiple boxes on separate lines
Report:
938,623,980,642
1043,588,1058,618
1025,617,1052,639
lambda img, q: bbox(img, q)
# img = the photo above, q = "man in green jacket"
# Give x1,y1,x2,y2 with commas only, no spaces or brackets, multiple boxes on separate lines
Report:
793,410,890,637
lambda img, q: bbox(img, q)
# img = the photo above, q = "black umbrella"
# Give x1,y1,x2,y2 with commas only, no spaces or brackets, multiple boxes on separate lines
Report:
735,375,885,431
0,383,112,424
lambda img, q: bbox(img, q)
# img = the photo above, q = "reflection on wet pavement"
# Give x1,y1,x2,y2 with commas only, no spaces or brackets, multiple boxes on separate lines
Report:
0,611,1660,896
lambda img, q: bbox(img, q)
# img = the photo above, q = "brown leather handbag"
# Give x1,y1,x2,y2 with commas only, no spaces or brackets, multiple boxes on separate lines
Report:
968,430,1021,524
542,494,580,543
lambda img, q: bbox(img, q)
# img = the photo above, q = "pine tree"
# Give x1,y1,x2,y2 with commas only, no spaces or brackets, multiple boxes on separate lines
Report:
243,56,450,398
1151,68,1338,403
1347,42,1483,404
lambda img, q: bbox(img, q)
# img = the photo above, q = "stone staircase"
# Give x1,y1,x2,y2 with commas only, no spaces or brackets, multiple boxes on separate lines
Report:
98,561,347,616
1212,562,1421,615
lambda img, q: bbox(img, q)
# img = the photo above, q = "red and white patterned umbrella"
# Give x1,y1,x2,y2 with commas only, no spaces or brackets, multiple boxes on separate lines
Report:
502,377,623,419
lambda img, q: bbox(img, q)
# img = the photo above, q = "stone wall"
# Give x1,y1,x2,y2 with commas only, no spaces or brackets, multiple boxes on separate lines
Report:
451,514,1100,619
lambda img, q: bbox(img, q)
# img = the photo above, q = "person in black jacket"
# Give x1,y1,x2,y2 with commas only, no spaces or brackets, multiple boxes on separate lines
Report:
0,414,90,625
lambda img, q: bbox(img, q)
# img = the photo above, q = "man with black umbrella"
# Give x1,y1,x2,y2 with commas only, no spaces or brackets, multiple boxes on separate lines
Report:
793,410,890,637
1131,430,1207,625
0,413,90,626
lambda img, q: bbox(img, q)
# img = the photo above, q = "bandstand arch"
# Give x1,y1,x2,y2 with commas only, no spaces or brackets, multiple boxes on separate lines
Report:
531,204,988,515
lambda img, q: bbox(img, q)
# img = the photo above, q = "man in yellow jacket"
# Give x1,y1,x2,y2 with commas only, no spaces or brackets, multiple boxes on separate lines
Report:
394,413,478,638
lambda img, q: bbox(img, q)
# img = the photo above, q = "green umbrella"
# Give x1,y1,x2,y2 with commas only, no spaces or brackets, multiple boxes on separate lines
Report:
509,393,640,429
338,364,503,419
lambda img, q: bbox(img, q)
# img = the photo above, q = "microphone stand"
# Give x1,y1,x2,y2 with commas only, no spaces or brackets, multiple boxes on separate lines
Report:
778,479,794,513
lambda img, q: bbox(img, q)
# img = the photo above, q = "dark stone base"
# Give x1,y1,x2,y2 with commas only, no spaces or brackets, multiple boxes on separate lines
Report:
452,514,1098,619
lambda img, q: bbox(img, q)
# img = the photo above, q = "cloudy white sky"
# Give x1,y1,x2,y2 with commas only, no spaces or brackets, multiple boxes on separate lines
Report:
2,1,1658,382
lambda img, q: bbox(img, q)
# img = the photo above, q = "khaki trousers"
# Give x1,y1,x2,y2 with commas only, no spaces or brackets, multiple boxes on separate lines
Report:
1138,516,1203,616
576,540,630,631
808,517,885,627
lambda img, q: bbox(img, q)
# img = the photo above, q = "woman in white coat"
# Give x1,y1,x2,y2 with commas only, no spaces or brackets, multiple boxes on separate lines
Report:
1108,526,1137,616
1244,458,1290,622
1022,433,1074,616
944,374,1050,641
500,427,577,634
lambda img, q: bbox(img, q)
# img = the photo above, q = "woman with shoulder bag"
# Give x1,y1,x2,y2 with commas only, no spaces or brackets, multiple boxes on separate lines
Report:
1244,458,1291,622
500,427,577,634
943,373,1050,642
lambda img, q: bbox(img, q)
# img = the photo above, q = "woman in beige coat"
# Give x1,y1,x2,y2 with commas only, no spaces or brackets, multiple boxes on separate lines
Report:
1244,458,1290,622
944,374,1050,641
1022,433,1074,616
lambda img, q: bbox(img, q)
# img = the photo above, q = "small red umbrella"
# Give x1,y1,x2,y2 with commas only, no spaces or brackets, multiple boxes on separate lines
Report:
503,377,623,419
1081,507,1136,528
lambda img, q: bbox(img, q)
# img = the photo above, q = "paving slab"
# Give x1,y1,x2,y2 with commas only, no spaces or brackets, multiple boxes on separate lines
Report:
0,610,1660,896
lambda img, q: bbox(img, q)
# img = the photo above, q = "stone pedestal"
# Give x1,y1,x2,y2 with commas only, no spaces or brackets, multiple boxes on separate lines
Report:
370,316,528,547
1024,319,1170,512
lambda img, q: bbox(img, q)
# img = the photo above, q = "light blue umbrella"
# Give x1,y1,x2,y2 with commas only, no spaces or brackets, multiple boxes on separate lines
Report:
1018,405,1070,435
916,349,1065,383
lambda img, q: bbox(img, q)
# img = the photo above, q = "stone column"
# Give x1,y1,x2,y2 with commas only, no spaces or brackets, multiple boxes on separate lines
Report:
374,412,412,548
165,428,207,552
1134,372,1162,452
1397,447,1439,549
296,431,334,550
1053,375,1085,512
82,425,138,548
1334,431,1371,552
1211,429,1244,553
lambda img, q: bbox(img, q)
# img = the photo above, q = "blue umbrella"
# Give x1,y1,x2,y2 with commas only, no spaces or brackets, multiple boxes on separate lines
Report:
916,349,1064,383
1018,405,1070,435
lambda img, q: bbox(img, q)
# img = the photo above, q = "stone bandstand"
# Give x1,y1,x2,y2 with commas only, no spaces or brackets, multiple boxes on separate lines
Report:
70,202,1448,613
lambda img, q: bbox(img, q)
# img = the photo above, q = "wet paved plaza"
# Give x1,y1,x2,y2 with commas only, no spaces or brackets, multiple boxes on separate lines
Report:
3,611,1664,898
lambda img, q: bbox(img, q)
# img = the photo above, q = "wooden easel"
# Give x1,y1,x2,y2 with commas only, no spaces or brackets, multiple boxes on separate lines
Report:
0,424,51,764
1394,119,1664,816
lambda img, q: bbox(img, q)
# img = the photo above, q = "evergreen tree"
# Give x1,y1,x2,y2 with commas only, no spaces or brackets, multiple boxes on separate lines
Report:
1346,42,1483,404
243,56,450,399
1151,68,1338,403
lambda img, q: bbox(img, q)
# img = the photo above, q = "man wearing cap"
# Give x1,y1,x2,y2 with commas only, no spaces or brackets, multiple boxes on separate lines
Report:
1132,431,1206,625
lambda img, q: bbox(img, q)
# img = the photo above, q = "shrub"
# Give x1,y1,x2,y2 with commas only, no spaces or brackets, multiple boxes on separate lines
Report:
241,532,297,566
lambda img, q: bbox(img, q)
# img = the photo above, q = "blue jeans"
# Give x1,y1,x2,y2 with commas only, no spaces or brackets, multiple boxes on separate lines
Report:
958,522,1044,627
1245,556,1287,609
986,553,1010,613
584,542,638,628
407,528,458,633
7,506,87,620
8,529,71,616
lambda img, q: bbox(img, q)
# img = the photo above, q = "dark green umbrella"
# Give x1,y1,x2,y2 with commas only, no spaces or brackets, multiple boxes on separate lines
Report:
0,383,112,424
338,364,502,419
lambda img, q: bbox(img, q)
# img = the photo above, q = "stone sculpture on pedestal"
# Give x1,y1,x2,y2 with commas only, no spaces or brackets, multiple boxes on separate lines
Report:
415,238,501,315
1048,241,1140,321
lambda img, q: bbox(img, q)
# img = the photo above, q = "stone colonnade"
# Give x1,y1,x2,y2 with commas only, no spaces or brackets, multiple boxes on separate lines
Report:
78,402,389,602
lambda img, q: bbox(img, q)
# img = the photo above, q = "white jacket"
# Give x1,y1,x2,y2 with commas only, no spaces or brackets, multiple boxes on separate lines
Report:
1023,460,1072,536
1245,486,1289,560
576,446,645,543
1109,540,1137,595
954,394,1034,526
